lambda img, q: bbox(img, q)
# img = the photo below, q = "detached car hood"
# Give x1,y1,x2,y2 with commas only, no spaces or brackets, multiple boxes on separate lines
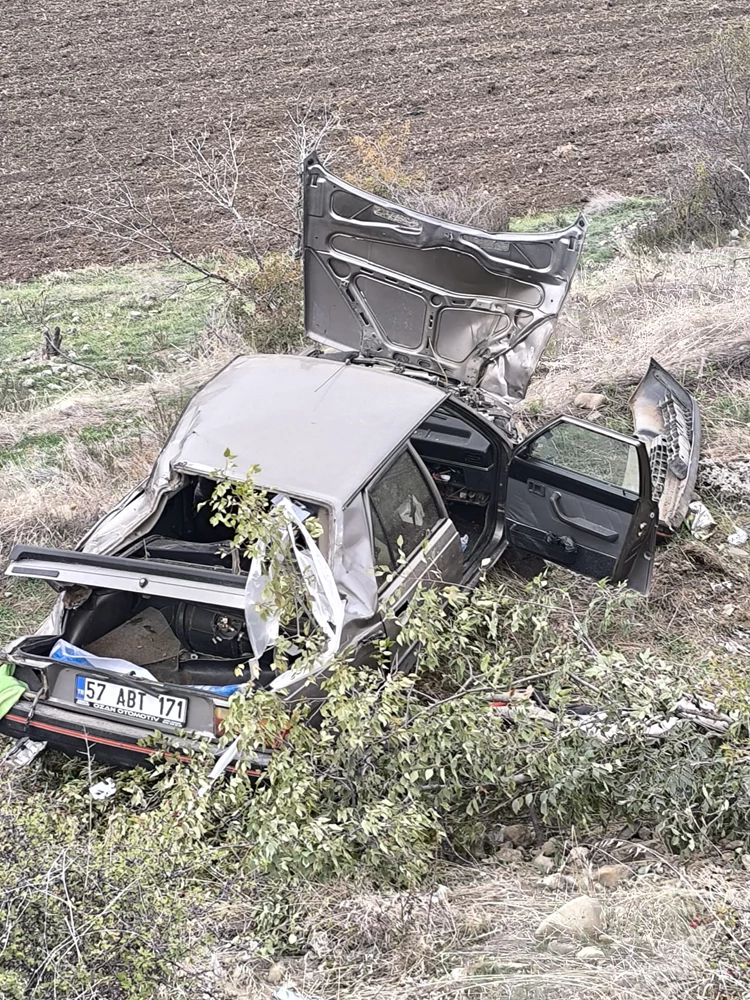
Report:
303,153,586,410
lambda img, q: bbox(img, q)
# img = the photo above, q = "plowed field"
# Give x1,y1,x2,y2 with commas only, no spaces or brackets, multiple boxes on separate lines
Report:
1,0,746,279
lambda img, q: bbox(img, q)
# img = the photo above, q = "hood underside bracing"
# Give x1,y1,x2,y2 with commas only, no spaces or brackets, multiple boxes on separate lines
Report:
303,153,587,413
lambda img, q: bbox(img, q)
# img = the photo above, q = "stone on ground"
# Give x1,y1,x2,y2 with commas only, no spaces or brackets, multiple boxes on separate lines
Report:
535,895,606,941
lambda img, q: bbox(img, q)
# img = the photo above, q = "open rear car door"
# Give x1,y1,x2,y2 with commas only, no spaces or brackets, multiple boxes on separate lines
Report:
505,417,658,594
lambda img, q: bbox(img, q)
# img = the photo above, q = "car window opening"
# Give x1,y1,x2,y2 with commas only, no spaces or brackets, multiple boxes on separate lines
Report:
368,450,442,571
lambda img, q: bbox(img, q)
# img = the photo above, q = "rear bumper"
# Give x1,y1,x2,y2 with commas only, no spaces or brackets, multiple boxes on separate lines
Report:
0,697,215,769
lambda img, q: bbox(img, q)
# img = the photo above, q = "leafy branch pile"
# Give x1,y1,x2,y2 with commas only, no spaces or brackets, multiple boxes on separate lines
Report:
2,477,750,998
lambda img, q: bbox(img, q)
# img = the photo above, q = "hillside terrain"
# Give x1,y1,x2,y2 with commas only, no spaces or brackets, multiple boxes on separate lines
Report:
0,208,749,999
1,9,750,999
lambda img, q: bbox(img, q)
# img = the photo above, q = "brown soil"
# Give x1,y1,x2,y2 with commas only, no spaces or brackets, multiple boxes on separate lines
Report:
1,0,747,281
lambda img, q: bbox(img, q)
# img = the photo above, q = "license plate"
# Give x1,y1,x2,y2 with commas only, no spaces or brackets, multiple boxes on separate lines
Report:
75,675,188,727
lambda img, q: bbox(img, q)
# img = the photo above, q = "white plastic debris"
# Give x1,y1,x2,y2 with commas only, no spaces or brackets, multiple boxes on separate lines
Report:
89,777,116,801
270,497,345,692
207,737,240,782
50,639,157,680
2,738,47,768
273,989,324,1000
645,717,681,738
727,527,748,547
689,500,717,540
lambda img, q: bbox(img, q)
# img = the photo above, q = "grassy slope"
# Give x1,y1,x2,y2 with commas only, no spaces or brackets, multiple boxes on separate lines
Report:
0,260,221,422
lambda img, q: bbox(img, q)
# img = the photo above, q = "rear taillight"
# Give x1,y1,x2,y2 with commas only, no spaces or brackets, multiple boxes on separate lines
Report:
213,705,230,736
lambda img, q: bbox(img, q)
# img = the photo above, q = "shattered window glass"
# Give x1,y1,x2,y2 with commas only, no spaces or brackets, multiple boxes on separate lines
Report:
370,451,441,568
526,423,640,492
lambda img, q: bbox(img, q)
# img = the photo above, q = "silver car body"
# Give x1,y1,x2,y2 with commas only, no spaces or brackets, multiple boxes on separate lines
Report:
1,160,700,767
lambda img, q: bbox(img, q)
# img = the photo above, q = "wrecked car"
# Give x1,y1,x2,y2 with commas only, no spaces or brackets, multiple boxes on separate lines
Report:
0,154,700,767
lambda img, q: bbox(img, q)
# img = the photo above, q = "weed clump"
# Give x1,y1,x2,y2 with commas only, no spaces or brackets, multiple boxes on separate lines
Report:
636,24,750,250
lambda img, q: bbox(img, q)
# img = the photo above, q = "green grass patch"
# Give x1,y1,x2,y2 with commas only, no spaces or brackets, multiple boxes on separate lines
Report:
0,432,64,469
511,196,660,265
0,260,221,378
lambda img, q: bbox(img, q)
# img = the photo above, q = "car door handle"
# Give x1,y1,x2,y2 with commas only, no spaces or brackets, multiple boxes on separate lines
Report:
549,491,619,542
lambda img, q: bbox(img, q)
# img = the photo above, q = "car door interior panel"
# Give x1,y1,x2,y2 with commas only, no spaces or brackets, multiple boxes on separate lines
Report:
505,417,658,591
505,465,637,579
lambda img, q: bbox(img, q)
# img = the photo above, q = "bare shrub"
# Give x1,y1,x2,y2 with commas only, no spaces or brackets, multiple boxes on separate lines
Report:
638,24,750,249
634,165,746,250
72,107,337,357
344,125,511,231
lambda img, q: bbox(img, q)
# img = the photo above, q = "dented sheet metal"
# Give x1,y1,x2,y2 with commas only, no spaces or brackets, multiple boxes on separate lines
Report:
303,153,586,413
630,359,701,532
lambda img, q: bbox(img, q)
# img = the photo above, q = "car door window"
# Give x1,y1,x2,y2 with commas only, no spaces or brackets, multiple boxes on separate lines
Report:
526,422,640,492
369,450,441,569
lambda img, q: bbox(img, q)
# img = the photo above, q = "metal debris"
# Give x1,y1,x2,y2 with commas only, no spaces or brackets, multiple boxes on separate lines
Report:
273,988,325,1000
2,737,47,768
688,500,716,540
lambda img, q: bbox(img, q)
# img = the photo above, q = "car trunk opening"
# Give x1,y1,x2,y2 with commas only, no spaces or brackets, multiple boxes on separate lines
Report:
5,475,337,721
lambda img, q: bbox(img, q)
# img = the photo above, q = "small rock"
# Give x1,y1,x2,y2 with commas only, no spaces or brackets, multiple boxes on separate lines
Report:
128,310,143,318
574,391,607,411
594,864,631,888
542,873,576,891
567,846,590,866
548,939,578,955
728,527,748,547
266,962,284,985
577,945,606,963
540,838,558,856
533,853,555,875
553,142,578,158
502,823,534,847
449,967,467,981
725,546,749,564
722,839,744,850
495,843,523,864
535,895,606,941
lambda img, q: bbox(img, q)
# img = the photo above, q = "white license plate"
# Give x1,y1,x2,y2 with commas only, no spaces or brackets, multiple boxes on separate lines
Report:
75,675,188,727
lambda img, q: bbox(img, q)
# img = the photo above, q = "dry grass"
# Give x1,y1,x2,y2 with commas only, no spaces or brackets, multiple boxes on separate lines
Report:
208,859,750,1000
0,439,155,561
528,246,750,431
583,190,634,215
0,321,247,562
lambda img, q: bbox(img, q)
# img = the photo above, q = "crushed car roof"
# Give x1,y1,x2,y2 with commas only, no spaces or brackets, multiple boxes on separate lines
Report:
153,354,447,506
